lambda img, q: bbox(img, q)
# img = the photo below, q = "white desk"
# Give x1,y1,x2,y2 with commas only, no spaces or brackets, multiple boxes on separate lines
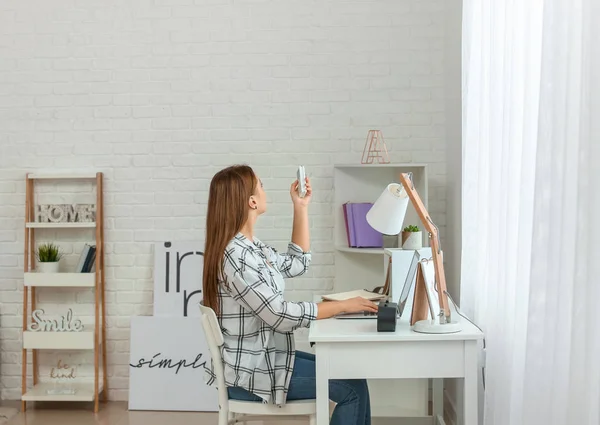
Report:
308,318,483,425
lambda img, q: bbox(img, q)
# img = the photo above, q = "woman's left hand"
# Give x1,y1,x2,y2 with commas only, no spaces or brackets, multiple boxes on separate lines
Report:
290,177,312,208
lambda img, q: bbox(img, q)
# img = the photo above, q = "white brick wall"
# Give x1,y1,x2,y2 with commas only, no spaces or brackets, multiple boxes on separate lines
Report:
0,0,453,401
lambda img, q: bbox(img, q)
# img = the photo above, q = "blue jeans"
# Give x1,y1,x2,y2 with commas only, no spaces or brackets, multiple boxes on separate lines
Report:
228,351,371,425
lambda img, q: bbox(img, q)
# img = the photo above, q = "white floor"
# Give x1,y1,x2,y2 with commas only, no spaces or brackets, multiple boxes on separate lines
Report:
1,401,446,425
5,402,219,425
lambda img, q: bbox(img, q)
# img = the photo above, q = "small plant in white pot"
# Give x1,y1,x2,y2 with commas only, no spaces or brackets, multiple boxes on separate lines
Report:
401,225,422,250
35,242,63,273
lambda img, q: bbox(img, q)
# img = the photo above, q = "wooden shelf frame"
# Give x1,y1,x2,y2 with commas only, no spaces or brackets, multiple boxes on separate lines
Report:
22,172,107,412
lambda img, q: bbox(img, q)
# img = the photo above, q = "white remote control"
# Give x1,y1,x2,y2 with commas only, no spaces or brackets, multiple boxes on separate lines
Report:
297,165,307,198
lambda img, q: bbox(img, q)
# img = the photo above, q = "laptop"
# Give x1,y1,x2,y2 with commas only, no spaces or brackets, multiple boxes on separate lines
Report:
335,251,420,320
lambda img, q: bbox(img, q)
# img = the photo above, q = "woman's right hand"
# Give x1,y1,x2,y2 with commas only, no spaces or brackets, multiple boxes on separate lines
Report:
340,297,379,314
316,297,379,319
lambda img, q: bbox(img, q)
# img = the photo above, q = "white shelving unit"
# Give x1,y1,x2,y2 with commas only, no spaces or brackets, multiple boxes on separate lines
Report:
333,163,429,293
331,163,430,419
22,172,107,413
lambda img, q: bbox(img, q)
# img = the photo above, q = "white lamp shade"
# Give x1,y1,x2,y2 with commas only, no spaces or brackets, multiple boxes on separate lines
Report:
366,183,409,235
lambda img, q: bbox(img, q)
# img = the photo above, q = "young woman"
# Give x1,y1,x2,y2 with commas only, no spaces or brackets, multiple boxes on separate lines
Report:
202,164,377,425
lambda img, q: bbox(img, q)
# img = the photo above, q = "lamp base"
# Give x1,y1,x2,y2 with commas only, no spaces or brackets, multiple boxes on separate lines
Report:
412,319,462,334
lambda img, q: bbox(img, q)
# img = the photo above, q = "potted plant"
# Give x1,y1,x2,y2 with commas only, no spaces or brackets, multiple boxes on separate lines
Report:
35,242,63,273
401,225,422,250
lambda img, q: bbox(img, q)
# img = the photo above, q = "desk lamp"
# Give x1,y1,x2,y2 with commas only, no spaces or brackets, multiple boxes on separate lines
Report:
366,173,462,334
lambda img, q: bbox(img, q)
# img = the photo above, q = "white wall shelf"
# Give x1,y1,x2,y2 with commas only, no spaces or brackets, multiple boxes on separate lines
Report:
26,222,96,229
23,330,96,350
335,246,385,255
22,382,103,402
332,163,429,169
27,173,98,180
24,272,95,288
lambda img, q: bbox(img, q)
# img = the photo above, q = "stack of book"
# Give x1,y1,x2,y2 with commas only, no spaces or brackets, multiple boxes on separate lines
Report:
76,243,96,273
342,202,383,248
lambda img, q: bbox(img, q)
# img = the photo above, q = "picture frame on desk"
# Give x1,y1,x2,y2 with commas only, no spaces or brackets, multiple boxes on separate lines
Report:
384,247,433,320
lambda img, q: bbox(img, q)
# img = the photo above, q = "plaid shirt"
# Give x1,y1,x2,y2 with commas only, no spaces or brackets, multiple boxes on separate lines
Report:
204,233,318,405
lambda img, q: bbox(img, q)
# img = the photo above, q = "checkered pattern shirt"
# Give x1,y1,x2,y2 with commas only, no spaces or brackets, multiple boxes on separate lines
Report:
204,233,318,405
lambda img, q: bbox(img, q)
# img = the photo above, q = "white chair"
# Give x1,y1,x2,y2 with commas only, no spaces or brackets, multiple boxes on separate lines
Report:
199,303,317,425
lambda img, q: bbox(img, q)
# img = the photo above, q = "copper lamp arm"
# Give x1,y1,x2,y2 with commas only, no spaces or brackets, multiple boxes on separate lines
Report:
398,173,451,321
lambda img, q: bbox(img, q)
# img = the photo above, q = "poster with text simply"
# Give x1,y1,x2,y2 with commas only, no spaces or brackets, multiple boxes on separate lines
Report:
128,316,218,412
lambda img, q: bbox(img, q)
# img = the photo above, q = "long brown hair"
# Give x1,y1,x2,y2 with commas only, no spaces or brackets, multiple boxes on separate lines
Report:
203,165,258,315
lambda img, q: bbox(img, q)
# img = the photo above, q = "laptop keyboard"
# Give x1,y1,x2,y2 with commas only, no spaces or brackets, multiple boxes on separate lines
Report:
363,311,377,316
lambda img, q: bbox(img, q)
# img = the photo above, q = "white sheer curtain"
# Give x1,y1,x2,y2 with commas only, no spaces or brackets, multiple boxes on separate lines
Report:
461,0,600,424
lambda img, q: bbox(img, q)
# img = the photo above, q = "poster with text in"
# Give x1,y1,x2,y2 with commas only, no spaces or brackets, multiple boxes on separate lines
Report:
153,241,204,317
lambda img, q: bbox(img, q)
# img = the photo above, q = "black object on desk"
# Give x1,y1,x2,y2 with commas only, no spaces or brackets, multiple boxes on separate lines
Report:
377,300,398,332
